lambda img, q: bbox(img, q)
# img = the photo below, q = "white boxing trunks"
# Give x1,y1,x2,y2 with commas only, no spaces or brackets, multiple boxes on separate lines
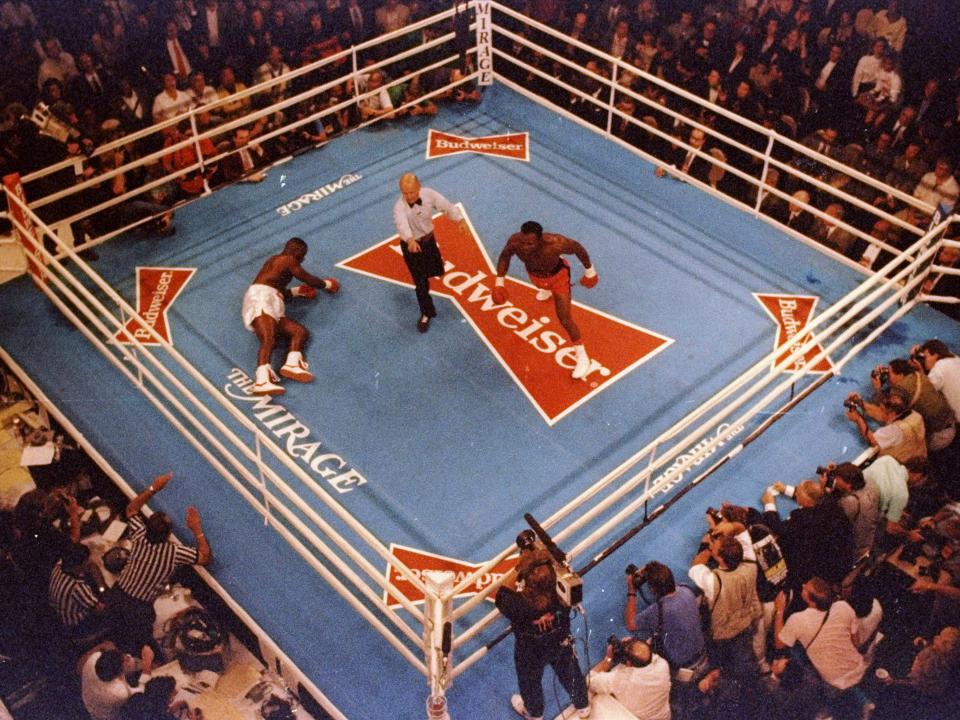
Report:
242,283,285,331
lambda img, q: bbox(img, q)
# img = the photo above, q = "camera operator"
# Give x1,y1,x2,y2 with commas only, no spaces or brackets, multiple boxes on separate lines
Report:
624,561,707,678
845,390,927,464
912,340,960,422
587,637,671,720
867,360,955,452
495,547,590,720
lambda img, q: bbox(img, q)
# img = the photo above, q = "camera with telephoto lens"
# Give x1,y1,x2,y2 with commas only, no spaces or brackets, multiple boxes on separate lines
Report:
911,349,925,366
816,466,828,476
871,367,890,386
706,507,723,524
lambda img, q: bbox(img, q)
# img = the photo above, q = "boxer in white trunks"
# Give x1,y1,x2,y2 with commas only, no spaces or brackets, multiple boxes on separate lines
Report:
242,237,340,395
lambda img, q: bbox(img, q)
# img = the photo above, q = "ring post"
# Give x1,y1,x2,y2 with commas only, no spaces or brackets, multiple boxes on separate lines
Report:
424,569,454,720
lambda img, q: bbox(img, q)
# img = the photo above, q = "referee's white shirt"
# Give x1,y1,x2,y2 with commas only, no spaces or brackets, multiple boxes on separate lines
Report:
392,186,463,243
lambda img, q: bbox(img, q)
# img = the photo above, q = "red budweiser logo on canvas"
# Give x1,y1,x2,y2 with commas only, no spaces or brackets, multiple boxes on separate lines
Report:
384,544,518,608
338,208,673,424
426,129,529,161
754,293,833,373
114,267,195,345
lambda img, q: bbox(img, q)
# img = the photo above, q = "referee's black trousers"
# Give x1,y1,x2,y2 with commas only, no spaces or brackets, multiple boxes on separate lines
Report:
400,234,443,318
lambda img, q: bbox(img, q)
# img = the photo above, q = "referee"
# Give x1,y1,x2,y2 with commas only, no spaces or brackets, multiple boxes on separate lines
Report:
106,472,212,651
392,173,469,332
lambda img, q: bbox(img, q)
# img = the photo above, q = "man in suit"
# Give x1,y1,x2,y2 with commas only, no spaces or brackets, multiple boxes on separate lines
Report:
194,0,239,64
68,51,115,119
783,190,815,236
815,203,857,258
655,126,714,184
159,19,195,84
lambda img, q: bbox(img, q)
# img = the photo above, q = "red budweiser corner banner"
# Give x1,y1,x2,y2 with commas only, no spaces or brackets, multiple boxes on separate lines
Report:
384,544,519,608
114,267,196,346
426,129,529,161
754,293,833,374
338,207,673,424
3,172,46,284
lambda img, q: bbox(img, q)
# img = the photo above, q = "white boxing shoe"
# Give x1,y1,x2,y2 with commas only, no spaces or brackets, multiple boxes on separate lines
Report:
535,288,552,301
571,343,591,380
253,364,284,396
280,357,314,383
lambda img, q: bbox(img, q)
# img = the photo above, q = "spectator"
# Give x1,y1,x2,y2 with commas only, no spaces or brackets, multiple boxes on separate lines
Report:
814,202,857,257
913,157,959,209
869,0,907,54
188,71,221,113
160,19,195,85
216,65,250,118
105,472,211,652
655,126,714,184
782,189,815,234
357,69,395,121
152,73,195,123
773,578,873,718
374,0,411,35
588,638,672,720
0,0,37,33
876,626,960,702
846,390,927,464
221,125,266,182
850,38,887,100
914,340,960,425
254,44,291,103
79,641,154,720
37,37,79,92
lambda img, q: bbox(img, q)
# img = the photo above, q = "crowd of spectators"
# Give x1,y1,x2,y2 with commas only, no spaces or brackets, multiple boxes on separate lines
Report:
0,0,477,257
0,361,223,718
495,0,960,318
600,337,960,720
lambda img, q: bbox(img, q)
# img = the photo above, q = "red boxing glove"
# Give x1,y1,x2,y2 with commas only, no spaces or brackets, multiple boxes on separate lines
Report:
291,285,317,299
580,267,599,288
321,277,340,294
492,281,508,305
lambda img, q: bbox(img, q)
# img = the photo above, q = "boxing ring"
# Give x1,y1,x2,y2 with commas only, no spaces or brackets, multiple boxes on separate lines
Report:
1,4,958,718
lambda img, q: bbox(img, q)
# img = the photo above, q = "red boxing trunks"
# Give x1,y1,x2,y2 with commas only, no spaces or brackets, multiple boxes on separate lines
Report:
528,259,571,296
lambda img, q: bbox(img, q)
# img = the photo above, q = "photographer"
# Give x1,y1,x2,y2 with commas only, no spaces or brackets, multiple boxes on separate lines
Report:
821,463,881,563
845,390,926,465
625,561,707,677
689,535,763,683
587,638,671,720
495,548,590,720
867,360,955,452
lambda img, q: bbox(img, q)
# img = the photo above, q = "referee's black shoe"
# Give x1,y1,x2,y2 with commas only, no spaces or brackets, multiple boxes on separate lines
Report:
417,314,431,333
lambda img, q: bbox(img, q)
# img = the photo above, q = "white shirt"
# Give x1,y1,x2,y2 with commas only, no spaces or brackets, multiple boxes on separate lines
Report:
816,59,837,91
851,54,882,97
152,88,195,122
928,356,960,420
779,601,866,689
588,654,672,720
205,5,220,46
392,186,463,242
80,652,142,720
913,171,960,209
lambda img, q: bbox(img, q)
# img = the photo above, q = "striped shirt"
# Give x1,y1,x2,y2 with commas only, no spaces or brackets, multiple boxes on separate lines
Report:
115,515,199,603
49,560,100,627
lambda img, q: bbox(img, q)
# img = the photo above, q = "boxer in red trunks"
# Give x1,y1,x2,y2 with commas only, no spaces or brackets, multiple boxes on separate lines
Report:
493,221,598,379
243,237,340,395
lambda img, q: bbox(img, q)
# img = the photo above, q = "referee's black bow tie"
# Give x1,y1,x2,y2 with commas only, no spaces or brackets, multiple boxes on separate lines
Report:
408,198,422,207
